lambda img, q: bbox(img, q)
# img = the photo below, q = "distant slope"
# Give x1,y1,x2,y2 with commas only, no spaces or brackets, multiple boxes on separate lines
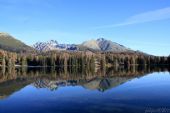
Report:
0,32,34,53
80,38,132,52
97,38,130,52
81,39,101,50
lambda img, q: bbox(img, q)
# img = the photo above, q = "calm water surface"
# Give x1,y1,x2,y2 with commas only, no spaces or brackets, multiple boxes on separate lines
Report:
0,67,170,113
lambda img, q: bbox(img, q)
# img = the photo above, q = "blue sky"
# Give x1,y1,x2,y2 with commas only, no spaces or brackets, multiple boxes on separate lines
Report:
0,0,170,56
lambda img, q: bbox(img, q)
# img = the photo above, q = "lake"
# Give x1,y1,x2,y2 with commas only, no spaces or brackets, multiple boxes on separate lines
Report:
0,66,170,113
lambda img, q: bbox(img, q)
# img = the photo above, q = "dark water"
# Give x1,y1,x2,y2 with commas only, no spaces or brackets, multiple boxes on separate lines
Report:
0,67,170,113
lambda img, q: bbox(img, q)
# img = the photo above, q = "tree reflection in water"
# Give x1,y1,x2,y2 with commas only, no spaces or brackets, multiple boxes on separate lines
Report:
0,65,170,99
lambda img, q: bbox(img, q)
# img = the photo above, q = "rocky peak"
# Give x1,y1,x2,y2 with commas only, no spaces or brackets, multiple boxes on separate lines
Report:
97,38,105,42
48,40,58,46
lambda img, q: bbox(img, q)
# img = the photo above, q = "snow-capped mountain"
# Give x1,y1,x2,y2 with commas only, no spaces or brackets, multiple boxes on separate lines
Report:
33,40,58,52
33,38,131,52
33,40,78,52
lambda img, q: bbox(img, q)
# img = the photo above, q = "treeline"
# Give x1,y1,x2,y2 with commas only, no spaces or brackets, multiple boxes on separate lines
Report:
0,50,17,67
0,49,170,68
104,52,170,67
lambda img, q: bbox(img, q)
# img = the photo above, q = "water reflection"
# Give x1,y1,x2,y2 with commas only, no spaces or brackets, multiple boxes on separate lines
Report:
0,65,169,100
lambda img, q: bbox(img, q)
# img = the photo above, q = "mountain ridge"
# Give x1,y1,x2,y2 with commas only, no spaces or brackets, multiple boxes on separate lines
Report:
0,32,34,53
0,32,144,54
33,40,78,52
33,38,133,53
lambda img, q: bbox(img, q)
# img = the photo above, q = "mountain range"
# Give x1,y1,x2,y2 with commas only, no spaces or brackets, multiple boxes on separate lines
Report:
33,38,132,52
0,32,134,53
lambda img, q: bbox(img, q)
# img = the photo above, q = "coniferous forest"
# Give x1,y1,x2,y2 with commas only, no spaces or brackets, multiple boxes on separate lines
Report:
0,49,170,70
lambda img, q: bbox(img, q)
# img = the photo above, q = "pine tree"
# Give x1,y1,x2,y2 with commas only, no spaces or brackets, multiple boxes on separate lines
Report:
2,56,6,67
21,56,27,66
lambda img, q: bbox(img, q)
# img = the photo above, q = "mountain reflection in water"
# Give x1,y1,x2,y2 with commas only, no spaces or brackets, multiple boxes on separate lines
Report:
0,65,169,100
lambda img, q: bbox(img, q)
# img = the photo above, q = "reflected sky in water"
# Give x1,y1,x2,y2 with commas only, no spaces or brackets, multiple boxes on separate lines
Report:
0,71,170,113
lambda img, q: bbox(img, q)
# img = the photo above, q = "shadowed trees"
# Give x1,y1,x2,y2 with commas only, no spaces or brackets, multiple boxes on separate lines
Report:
0,49,170,68
168,56,170,65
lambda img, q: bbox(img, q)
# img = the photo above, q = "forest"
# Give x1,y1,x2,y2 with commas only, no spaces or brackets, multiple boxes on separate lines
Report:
0,49,170,69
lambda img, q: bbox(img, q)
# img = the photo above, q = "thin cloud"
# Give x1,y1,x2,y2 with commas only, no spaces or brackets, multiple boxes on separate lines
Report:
94,7,170,29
